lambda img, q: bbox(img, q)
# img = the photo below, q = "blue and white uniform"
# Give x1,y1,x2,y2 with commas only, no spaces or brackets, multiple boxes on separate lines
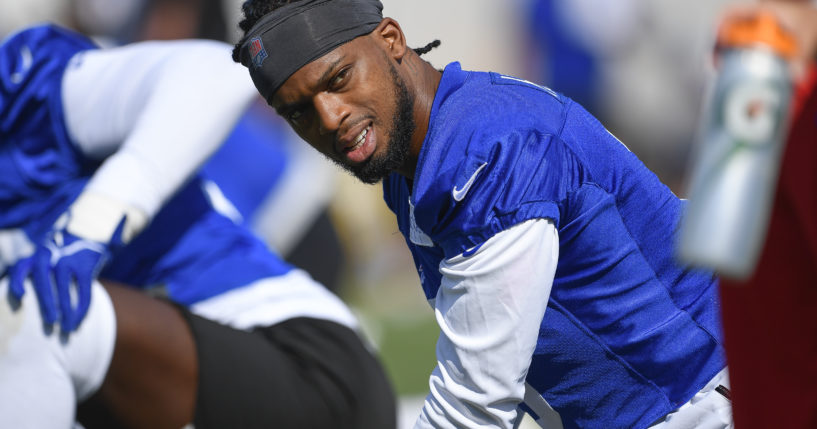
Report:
383,62,729,428
0,25,356,428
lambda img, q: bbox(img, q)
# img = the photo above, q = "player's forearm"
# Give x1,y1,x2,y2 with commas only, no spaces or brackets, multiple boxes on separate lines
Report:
64,40,258,222
85,50,257,218
415,219,558,428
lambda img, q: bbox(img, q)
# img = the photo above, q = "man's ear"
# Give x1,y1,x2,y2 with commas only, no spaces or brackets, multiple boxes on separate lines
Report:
374,17,408,61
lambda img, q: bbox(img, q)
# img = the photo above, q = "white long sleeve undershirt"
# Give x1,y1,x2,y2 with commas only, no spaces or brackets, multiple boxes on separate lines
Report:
415,218,559,428
60,39,257,239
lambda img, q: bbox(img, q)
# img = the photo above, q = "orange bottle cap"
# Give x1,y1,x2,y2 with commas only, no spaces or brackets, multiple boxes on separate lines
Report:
717,11,798,59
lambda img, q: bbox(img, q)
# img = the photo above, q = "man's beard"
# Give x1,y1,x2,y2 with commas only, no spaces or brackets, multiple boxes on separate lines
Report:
343,63,416,184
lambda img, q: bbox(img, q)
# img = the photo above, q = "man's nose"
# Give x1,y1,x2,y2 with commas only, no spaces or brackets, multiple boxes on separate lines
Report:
314,93,347,136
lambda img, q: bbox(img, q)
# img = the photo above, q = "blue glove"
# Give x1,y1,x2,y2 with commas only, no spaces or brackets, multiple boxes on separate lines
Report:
9,214,124,333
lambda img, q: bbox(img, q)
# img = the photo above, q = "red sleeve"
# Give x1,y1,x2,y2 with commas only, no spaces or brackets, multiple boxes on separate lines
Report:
719,62,817,429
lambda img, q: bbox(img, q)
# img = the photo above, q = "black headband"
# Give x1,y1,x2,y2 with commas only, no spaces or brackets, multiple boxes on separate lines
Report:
239,0,384,102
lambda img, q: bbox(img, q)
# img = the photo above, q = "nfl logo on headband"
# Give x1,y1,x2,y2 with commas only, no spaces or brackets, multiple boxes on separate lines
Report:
241,0,384,100
249,37,268,68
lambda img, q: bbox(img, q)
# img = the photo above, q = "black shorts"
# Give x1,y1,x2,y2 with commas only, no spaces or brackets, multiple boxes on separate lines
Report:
183,313,397,429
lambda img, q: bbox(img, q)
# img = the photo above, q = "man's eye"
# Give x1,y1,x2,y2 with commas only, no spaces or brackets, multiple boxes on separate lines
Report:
289,110,303,123
330,69,348,88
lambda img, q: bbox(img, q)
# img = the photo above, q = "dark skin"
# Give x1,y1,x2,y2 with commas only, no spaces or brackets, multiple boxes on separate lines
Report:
77,280,197,429
271,18,442,181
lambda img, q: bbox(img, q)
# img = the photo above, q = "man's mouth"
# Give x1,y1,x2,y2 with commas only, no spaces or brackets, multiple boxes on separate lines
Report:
340,124,375,164
348,126,369,152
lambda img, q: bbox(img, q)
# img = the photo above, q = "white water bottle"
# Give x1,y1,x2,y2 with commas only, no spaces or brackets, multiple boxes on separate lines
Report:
678,12,798,280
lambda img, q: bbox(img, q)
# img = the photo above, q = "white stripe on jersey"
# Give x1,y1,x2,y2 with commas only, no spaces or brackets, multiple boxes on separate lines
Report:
524,382,564,429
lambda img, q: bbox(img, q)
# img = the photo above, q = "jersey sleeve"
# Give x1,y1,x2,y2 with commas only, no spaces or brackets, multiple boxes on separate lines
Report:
413,122,585,260
61,40,258,231
415,218,558,428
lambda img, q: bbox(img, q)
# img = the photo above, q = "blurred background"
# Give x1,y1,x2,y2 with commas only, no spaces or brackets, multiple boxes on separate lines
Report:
0,0,751,426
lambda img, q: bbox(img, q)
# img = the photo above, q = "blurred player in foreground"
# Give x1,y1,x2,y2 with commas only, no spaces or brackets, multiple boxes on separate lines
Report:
232,0,731,427
0,24,395,428
713,1,817,427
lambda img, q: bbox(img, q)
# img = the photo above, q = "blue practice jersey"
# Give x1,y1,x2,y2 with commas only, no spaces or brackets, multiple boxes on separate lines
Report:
0,25,292,305
201,101,289,225
102,176,292,305
383,62,725,428
0,25,97,234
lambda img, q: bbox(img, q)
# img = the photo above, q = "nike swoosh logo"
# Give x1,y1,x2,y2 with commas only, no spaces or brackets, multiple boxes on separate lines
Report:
10,45,33,84
462,242,485,257
452,162,488,202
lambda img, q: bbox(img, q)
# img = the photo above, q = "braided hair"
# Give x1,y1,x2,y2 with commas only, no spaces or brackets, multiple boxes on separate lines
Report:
231,0,440,62
413,39,440,56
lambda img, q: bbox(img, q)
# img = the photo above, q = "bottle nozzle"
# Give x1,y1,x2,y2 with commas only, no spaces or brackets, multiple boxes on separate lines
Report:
717,10,798,59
